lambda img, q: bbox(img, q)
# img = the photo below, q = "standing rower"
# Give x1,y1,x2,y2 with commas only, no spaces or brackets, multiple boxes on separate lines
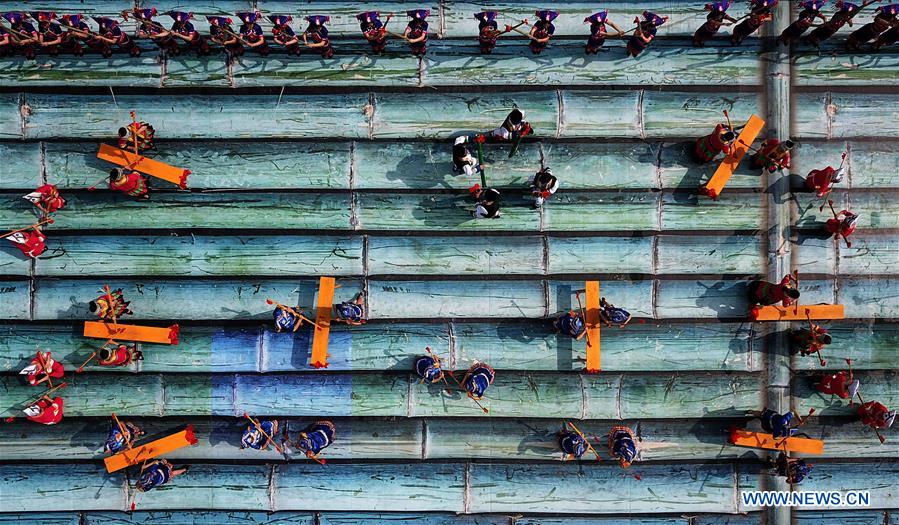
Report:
303,16,334,59
805,1,866,47
475,11,501,54
779,1,828,45
404,10,429,57
529,10,558,54
731,0,775,45
237,11,269,56
627,11,668,57
358,11,390,55
585,10,624,54
168,11,210,56
846,4,898,49
269,15,299,56
208,16,243,58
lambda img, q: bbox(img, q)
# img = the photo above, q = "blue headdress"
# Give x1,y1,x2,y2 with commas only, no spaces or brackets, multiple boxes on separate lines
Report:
750,0,779,7
30,11,56,22
798,0,826,10
705,1,732,11
268,14,292,26
643,11,667,26
132,8,157,20
836,0,859,9
2,12,26,24
474,11,498,23
585,10,609,23
535,10,560,22
206,16,232,27
237,11,260,24
93,16,118,29
168,11,192,22
357,11,381,24
407,9,430,19
305,15,330,26
878,3,899,15
60,14,84,27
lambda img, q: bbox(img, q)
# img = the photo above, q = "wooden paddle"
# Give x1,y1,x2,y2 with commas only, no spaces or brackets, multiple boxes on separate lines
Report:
566,421,602,460
447,370,489,413
243,412,286,454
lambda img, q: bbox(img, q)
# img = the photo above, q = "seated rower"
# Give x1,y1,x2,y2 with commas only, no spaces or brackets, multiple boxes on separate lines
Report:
241,419,280,450
471,186,501,219
489,108,532,143
731,0,775,45
32,12,65,57
168,11,210,56
208,16,243,58
772,452,812,484
404,10,429,57
826,209,859,247
585,10,624,54
3,12,38,60
816,363,860,401
752,138,794,173
98,343,143,368
694,122,737,163
20,350,65,386
529,10,558,55
600,297,632,328
858,401,896,430
271,303,309,333
24,394,63,425
303,16,334,59
289,420,336,460
694,2,738,47
23,184,66,214
108,168,150,200
873,22,899,51
627,11,668,58
270,15,300,56
747,274,800,307
136,459,188,492
790,320,830,365
804,163,845,198
558,426,589,460
133,8,178,55
4,224,47,258
104,418,144,454
554,311,586,340
779,1,828,45
608,425,638,468
529,167,559,209
89,288,133,322
414,352,445,384
94,16,140,58
452,136,481,178
759,408,805,439
358,11,389,55
117,121,155,153
462,362,495,400
334,292,365,325
237,12,269,56
475,11,500,54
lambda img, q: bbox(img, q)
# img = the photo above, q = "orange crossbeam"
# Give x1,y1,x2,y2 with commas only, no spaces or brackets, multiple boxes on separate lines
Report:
750,304,845,322
97,143,191,189
84,321,180,345
729,428,824,455
104,426,197,473
310,277,336,368
700,115,765,199
585,281,601,373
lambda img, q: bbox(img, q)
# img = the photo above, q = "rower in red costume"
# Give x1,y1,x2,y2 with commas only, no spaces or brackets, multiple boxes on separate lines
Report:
5,224,47,258
24,395,64,425
108,168,150,200
748,274,800,307
98,343,143,367
805,165,845,198
752,138,794,173
20,351,65,386
694,123,737,163
816,361,860,400
825,209,859,247
858,401,896,430
23,184,66,214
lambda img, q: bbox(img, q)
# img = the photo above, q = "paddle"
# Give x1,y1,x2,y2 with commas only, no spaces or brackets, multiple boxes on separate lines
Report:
2,218,53,239
853,391,887,444
574,291,591,345
266,299,321,330
826,200,853,248
25,381,67,408
76,338,117,373
817,152,848,209
804,312,827,367
424,346,453,394
111,412,137,450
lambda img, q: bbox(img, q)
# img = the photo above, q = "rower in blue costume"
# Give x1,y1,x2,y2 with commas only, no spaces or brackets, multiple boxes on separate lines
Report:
462,362,495,400
554,311,586,340
241,419,280,450
335,292,365,325
414,351,445,384
558,428,588,460
760,408,800,439
600,297,632,327
136,459,188,492
773,452,813,484
292,421,336,460
271,302,307,333
608,425,638,468
104,418,144,454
